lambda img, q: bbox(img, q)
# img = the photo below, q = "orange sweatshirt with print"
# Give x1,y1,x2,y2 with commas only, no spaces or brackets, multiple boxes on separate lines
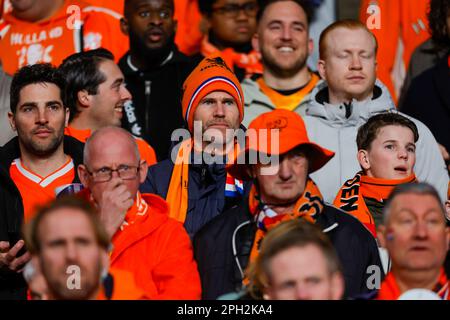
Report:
359,0,430,102
64,126,157,166
0,0,128,75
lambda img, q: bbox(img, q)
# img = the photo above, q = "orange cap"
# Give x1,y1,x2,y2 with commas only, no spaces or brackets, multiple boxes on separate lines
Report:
227,109,335,180
181,54,244,132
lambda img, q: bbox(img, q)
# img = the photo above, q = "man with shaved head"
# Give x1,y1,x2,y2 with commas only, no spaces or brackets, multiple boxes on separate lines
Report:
77,126,201,299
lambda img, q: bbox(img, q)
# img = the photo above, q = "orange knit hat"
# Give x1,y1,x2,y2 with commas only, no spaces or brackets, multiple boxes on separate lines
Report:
181,54,244,132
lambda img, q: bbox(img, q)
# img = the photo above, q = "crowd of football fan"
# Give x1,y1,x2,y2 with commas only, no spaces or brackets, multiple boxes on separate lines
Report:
0,0,449,300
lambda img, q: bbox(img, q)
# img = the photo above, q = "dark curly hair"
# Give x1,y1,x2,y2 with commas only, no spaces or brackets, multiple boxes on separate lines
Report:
428,0,450,48
10,63,66,114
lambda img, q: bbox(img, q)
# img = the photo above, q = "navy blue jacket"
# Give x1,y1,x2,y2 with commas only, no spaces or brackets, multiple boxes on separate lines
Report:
141,153,251,239
194,199,383,300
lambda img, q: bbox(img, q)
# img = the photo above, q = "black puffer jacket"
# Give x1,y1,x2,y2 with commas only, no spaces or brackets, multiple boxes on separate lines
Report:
194,199,383,300
0,136,84,300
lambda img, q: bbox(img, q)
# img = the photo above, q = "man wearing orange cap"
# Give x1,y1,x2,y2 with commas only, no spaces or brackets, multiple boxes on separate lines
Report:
141,55,250,239
194,109,382,299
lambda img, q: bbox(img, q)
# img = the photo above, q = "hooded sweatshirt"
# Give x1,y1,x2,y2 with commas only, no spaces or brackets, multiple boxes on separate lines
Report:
298,79,448,203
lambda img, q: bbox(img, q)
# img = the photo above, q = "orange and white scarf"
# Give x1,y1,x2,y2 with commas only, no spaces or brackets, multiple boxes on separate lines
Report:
333,172,416,237
200,36,263,77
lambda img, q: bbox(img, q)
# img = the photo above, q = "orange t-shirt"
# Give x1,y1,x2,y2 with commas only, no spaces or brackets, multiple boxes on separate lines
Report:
10,157,75,222
0,0,128,75
64,126,157,166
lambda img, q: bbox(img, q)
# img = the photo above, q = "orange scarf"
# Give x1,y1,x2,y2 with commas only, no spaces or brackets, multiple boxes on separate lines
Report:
200,36,263,77
333,172,416,237
247,179,323,267
256,74,320,111
165,139,241,223
377,269,450,300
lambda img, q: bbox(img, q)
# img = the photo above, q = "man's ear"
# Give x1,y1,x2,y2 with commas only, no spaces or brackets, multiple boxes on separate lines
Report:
308,38,314,56
78,164,90,188
357,149,370,171
252,33,260,53
8,111,16,131
331,272,345,300
317,59,326,80
64,107,70,127
173,19,178,35
138,160,148,184
120,17,129,35
77,90,91,109
377,224,387,248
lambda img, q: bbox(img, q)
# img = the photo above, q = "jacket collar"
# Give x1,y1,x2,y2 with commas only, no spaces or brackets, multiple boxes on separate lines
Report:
303,79,396,125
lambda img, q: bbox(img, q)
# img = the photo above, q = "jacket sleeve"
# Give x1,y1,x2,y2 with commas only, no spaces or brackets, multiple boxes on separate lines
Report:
139,165,159,194
151,221,202,299
410,117,449,202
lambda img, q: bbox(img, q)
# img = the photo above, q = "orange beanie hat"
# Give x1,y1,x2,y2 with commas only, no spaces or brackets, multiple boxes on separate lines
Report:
181,54,244,132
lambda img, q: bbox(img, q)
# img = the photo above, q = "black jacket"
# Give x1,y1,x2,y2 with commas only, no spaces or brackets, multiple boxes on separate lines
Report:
194,199,383,300
119,48,199,161
400,53,450,154
0,135,84,300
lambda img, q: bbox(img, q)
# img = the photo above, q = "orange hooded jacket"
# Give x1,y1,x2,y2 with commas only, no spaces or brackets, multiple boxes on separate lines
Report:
359,0,430,102
108,193,201,299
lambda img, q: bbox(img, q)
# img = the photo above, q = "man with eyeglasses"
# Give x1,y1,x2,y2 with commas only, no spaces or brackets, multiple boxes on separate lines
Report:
198,0,262,80
119,0,198,161
77,126,201,299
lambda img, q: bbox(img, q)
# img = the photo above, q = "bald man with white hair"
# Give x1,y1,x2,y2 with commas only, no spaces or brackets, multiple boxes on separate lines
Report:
77,126,202,299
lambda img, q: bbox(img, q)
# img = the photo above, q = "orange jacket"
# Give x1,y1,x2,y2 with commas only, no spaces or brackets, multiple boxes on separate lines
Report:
96,268,148,300
64,126,157,166
174,0,203,55
360,0,430,102
109,193,201,299
0,0,128,75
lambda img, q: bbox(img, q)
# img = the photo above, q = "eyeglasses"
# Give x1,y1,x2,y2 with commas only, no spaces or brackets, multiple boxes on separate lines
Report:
86,164,141,183
212,2,258,18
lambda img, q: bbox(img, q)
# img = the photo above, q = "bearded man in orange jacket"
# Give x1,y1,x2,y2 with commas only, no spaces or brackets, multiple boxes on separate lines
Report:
77,126,201,299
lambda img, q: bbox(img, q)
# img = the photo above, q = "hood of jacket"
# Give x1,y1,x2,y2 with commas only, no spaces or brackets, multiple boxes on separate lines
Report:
300,79,396,126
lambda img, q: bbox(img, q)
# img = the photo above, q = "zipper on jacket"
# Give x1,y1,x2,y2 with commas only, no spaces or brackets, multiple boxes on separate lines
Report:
144,80,151,135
